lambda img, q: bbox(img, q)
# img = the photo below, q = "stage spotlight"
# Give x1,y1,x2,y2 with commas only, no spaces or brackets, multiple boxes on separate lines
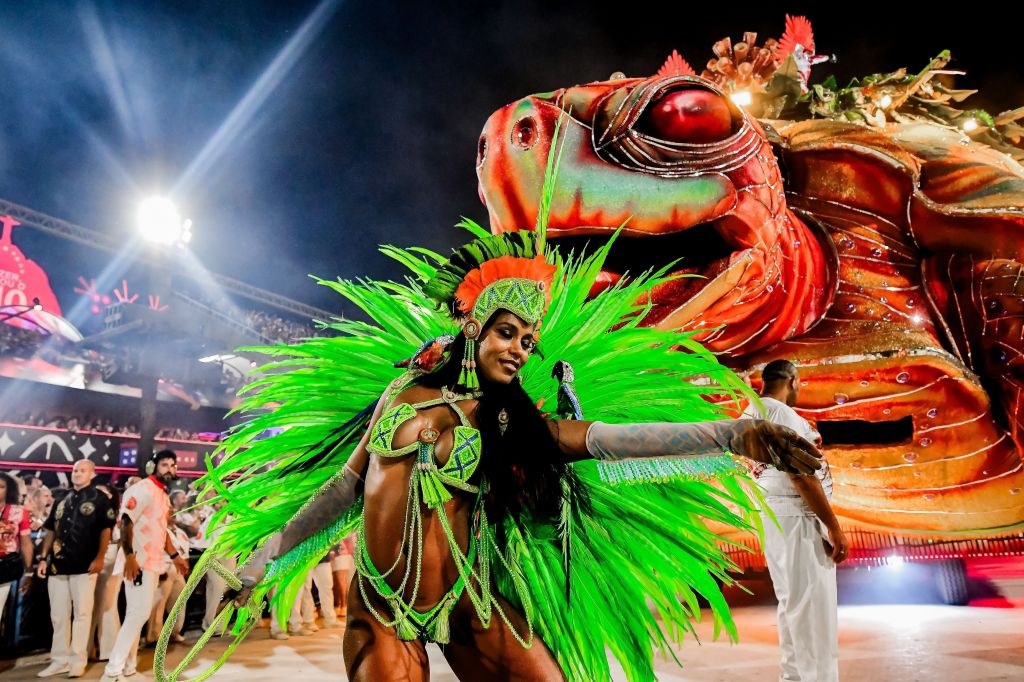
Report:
730,90,753,107
138,196,189,246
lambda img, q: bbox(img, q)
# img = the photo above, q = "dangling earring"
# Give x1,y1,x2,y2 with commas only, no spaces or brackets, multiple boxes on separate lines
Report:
459,318,481,389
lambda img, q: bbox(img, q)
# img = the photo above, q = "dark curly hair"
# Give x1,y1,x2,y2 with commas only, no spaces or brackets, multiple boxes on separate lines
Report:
0,472,21,505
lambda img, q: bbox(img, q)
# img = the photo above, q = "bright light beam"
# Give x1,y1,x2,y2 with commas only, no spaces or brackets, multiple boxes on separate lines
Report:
173,247,249,324
173,0,343,196
61,238,146,329
78,1,139,144
0,31,139,193
137,196,189,245
730,90,753,107
138,196,179,243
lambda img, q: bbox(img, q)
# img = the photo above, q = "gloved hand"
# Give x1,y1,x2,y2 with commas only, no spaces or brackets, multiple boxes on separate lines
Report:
231,463,362,606
726,420,823,475
233,533,282,607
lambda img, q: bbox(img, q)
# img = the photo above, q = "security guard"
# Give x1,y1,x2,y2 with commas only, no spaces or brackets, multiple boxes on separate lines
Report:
36,460,115,678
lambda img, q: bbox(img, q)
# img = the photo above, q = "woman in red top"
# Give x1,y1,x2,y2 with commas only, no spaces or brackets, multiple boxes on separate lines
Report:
0,472,34,616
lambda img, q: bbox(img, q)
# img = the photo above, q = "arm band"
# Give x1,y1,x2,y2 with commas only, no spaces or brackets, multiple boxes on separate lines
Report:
585,420,751,461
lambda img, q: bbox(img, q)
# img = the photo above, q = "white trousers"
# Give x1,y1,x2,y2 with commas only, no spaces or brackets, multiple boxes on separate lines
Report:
763,514,839,682
202,555,236,630
104,571,158,677
309,562,338,626
298,572,314,626
0,580,11,618
147,566,186,642
90,546,121,660
269,583,304,635
47,573,98,672
332,565,352,614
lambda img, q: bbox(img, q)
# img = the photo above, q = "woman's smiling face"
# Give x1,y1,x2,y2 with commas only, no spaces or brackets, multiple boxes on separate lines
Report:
475,311,537,384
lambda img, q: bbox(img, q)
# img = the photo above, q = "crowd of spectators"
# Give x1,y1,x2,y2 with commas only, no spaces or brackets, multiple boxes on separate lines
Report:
1,411,215,442
2,303,328,367
240,309,324,343
166,293,328,344
0,323,49,358
0,462,355,676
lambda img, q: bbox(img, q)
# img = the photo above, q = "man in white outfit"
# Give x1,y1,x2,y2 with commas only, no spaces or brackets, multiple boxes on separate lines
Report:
146,509,189,644
36,460,114,678
89,484,121,662
101,451,189,682
308,555,342,628
743,359,849,682
197,502,235,633
269,584,309,640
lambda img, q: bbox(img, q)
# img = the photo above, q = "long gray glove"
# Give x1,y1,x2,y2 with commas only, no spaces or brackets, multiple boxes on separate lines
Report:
585,419,822,476
235,463,361,602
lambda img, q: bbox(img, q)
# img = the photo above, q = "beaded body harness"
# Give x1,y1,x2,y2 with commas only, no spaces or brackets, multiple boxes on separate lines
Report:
357,370,535,645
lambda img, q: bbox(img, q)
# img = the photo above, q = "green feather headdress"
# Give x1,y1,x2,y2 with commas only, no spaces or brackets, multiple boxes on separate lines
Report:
422,230,542,315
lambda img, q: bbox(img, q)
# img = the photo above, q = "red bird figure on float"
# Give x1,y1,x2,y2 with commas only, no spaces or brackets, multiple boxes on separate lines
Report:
476,15,1024,542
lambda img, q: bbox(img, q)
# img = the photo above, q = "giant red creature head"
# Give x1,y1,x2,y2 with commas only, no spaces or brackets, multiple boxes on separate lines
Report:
476,74,832,356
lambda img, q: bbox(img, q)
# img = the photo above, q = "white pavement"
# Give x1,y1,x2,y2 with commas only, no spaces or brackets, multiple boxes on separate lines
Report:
3,605,1021,680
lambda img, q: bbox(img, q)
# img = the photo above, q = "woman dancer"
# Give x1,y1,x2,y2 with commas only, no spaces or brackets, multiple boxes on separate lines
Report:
161,215,822,682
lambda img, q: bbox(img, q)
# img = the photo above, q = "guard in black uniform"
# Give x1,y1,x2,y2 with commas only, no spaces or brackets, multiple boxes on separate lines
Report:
36,460,115,678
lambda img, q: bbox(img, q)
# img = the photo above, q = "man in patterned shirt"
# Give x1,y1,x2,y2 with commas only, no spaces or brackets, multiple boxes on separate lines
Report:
101,451,189,682
743,359,849,682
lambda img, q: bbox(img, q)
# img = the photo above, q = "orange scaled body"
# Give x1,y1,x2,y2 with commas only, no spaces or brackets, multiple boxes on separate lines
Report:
477,74,1024,538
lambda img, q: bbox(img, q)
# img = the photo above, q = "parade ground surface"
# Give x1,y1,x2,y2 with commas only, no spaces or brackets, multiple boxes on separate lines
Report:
2,604,1021,681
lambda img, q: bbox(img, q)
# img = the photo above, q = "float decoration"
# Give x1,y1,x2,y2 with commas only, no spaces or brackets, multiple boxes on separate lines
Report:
476,15,1024,538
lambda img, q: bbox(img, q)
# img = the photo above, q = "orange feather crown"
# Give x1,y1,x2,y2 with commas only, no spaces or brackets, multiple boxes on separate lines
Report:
454,255,556,328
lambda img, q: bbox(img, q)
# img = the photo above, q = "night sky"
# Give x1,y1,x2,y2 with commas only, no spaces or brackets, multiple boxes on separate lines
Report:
1,1,1021,316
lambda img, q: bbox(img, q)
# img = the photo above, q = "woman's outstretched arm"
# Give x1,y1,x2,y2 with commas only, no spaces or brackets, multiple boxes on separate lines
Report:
235,394,387,600
551,419,822,476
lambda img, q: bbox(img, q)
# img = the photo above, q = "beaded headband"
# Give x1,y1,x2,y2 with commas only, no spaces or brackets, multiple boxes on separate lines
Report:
423,232,555,388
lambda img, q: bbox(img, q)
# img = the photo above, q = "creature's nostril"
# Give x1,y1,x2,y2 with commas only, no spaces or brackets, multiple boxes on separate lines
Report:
477,136,487,166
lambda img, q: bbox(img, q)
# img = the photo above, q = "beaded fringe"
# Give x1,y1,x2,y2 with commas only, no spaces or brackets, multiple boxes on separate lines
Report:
459,338,479,389
596,456,744,486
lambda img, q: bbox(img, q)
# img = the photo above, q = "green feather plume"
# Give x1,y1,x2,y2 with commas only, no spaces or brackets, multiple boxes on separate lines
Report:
421,230,540,313
200,224,763,680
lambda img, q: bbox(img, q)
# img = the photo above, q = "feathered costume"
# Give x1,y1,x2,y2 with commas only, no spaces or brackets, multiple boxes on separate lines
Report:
156,194,770,682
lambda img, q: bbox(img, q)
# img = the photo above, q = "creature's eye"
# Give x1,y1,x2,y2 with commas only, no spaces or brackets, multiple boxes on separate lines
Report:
989,344,1012,367
641,89,734,144
512,117,538,150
